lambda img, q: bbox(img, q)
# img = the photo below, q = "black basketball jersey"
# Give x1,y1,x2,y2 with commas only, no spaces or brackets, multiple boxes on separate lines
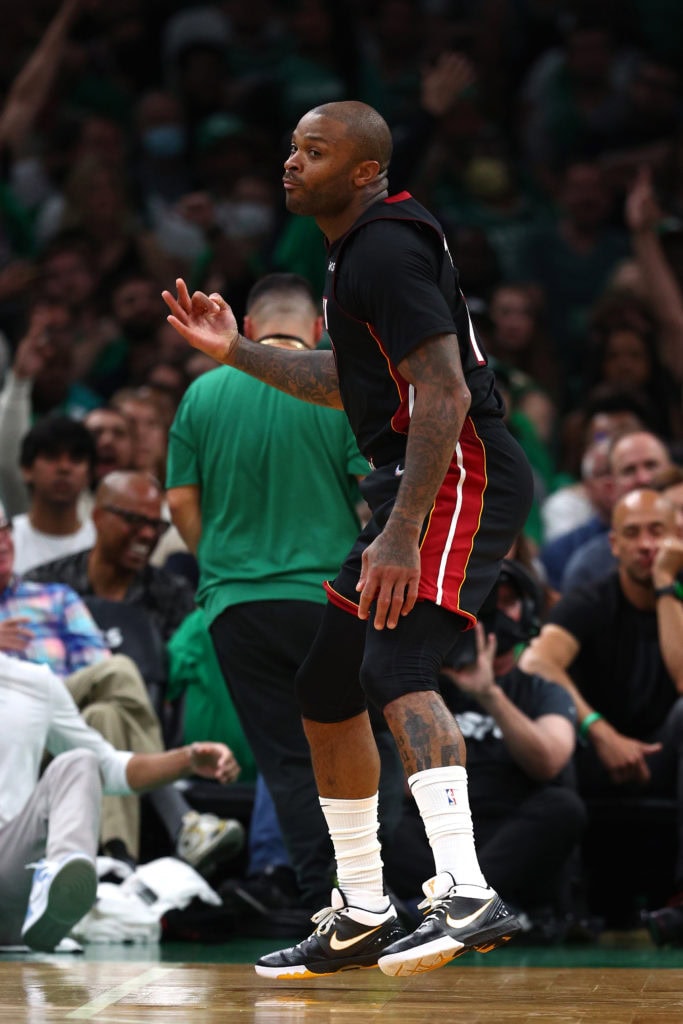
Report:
323,191,503,468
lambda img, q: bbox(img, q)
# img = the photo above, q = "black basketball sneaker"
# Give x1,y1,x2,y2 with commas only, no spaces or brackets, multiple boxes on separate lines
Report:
254,888,407,979
378,871,520,976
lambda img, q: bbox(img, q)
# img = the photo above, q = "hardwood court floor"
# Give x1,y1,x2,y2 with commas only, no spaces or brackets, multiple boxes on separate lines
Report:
1,938,682,1024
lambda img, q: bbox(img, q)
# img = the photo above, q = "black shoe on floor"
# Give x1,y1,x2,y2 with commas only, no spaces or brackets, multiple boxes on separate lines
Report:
378,871,519,977
219,865,300,911
100,838,137,872
254,888,406,979
219,866,313,938
643,902,683,947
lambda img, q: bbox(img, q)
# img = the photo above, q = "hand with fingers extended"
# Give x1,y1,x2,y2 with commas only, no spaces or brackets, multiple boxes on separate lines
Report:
441,623,498,700
589,719,662,786
356,520,421,629
162,278,240,366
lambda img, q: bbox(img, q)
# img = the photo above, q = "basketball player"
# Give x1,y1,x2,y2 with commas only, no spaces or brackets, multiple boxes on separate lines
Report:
163,100,533,979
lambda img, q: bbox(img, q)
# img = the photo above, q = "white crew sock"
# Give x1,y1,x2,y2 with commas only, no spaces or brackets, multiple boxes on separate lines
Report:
319,793,389,912
409,765,489,894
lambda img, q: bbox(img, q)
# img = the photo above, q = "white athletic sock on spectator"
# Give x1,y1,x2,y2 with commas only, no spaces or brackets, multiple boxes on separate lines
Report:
410,765,489,892
319,793,389,912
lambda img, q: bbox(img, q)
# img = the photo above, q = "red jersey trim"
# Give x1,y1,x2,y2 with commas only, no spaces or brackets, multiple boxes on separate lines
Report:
366,322,410,436
384,191,412,204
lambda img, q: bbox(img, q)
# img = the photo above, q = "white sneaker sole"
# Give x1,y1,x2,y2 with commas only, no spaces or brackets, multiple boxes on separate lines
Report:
378,924,517,977
22,856,97,952
378,935,464,976
254,960,378,979
254,962,317,979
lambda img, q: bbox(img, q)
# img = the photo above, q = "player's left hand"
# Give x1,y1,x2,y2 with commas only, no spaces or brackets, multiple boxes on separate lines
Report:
188,742,241,784
356,522,421,629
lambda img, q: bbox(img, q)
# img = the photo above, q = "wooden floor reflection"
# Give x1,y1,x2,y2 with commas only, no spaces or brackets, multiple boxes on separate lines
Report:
2,960,683,1024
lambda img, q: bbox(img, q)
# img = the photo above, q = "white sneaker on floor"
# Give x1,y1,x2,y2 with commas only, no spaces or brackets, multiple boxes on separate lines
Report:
176,811,245,876
22,853,97,952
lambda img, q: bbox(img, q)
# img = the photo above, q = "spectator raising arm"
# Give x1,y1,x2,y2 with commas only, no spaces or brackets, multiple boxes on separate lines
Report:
625,166,683,383
0,0,85,156
442,623,575,781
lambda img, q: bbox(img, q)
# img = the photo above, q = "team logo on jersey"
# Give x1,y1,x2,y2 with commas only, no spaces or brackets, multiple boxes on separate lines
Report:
328,260,336,271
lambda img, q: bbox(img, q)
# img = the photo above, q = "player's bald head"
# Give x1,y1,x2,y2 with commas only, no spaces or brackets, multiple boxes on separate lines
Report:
310,102,393,171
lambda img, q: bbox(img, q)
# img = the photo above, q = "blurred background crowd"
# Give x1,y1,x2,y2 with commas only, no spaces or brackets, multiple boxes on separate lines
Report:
0,0,681,545
1,0,683,947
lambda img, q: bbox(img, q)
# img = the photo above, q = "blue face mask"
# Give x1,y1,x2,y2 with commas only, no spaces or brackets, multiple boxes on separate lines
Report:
142,124,186,159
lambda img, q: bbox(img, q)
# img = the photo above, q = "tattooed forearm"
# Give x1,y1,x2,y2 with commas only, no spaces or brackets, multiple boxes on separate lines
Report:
230,337,342,408
385,691,466,775
393,334,471,528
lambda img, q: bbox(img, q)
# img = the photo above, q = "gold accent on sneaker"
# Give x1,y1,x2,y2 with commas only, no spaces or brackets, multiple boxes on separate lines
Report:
445,897,494,930
328,925,384,951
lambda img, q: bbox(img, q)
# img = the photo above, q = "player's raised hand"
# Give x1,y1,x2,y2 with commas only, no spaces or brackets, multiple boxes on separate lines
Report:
162,278,241,365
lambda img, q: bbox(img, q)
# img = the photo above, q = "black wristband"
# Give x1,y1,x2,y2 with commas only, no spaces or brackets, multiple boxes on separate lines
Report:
654,581,683,601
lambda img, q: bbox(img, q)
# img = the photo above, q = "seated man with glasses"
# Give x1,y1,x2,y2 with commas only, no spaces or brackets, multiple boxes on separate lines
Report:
23,471,244,875
27,470,194,644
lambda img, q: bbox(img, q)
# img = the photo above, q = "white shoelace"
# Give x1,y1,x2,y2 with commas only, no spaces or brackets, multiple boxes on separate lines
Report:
310,905,341,935
417,887,456,916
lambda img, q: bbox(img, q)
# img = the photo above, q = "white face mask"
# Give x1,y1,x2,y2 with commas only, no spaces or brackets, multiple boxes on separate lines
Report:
216,200,275,240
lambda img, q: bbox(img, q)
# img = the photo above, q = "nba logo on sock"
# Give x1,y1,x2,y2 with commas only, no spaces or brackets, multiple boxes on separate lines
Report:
445,788,457,805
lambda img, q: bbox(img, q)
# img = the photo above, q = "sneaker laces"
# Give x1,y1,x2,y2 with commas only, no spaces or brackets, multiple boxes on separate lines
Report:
310,904,342,935
417,884,457,917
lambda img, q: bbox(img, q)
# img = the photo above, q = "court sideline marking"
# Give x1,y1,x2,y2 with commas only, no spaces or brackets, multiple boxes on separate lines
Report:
67,966,174,1019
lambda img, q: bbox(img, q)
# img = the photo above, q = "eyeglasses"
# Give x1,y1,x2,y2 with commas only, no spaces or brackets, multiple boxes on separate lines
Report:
102,505,170,534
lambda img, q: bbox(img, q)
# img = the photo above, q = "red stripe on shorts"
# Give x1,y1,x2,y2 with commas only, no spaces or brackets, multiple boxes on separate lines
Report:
417,416,487,622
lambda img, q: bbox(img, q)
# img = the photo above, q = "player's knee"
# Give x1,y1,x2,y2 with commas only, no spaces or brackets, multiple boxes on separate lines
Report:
295,660,366,723
358,657,393,712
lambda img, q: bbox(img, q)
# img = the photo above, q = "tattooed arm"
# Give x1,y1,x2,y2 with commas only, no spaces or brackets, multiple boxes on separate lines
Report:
357,332,471,629
393,333,470,529
230,343,340,408
162,279,342,408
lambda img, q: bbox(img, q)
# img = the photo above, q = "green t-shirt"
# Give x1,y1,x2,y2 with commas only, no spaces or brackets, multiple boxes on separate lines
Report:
166,366,370,626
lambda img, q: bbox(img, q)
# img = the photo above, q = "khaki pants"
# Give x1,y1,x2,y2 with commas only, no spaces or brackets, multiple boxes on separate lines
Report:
65,655,164,859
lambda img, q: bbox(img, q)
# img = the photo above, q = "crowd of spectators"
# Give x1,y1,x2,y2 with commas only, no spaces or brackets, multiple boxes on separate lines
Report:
1,0,683,948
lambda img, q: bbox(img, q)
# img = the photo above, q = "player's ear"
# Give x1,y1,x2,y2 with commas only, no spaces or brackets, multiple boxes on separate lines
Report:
313,315,324,344
243,314,253,341
353,160,381,187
